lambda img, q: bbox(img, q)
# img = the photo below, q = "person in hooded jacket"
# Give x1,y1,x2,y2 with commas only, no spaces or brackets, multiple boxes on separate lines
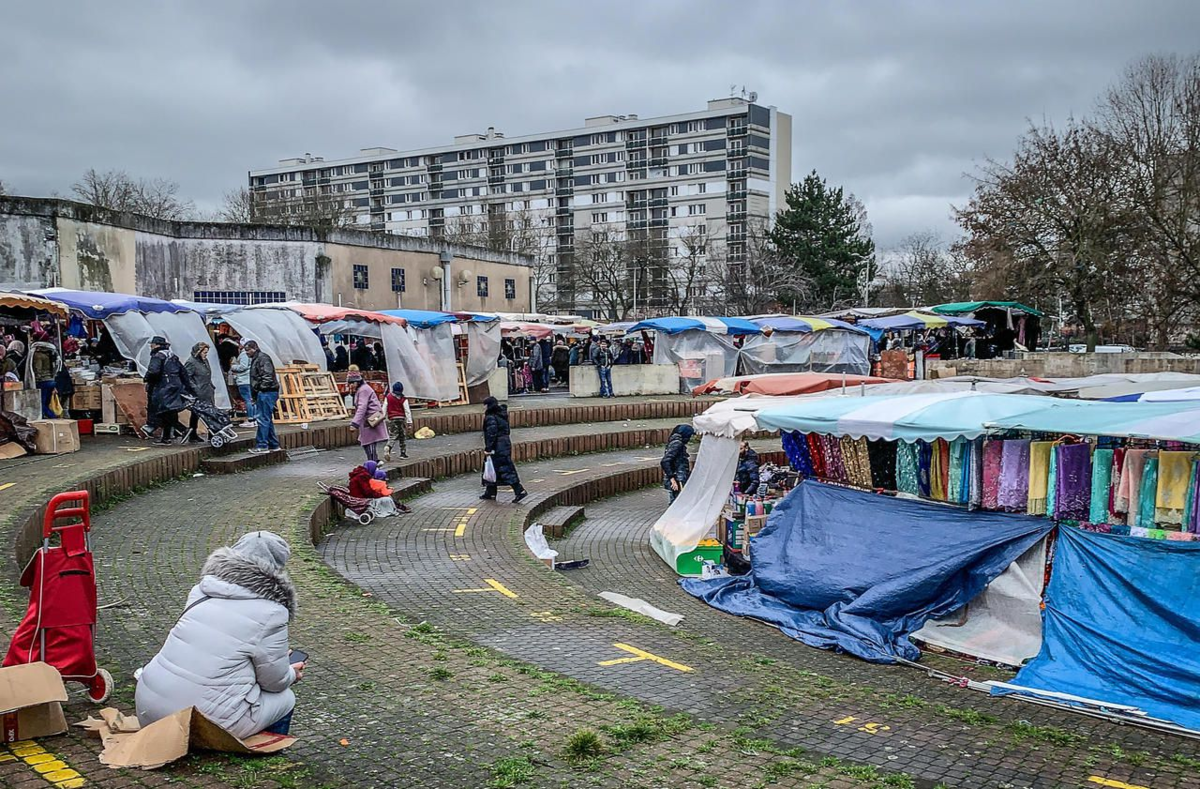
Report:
660,424,695,502
182,342,216,443
735,442,760,493
348,372,388,461
480,396,527,503
135,531,303,738
144,336,194,445
31,340,60,418
332,344,349,372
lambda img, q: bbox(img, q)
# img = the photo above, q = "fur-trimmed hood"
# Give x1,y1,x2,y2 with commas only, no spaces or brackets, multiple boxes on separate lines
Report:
200,547,297,619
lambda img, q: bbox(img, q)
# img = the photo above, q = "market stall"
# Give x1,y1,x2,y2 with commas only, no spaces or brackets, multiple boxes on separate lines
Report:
1,292,71,453
930,300,1043,353
692,372,894,397
631,316,763,393
740,316,873,376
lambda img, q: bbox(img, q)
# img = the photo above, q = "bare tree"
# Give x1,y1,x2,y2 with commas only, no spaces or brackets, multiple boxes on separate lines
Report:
72,168,194,220
220,185,353,229
573,225,645,320
878,231,974,308
218,187,255,222
717,219,812,315
441,204,557,307
664,226,719,314
0,179,7,196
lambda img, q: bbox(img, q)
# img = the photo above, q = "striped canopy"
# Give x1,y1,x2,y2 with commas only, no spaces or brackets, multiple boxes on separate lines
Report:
859,310,984,331
749,315,868,334
987,400,1200,443
755,392,1078,443
629,316,762,336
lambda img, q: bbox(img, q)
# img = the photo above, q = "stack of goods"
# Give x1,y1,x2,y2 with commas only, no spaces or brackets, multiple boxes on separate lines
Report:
718,488,780,559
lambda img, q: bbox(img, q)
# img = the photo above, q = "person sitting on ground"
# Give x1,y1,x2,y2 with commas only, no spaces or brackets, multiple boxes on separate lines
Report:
348,460,405,516
735,442,760,494
135,531,303,738
383,382,413,461
660,424,696,503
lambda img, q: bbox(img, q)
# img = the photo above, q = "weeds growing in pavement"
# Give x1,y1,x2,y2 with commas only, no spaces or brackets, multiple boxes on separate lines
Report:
581,605,656,625
764,759,819,778
488,755,537,788
342,631,371,643
563,729,605,762
428,666,453,681
1007,720,1085,747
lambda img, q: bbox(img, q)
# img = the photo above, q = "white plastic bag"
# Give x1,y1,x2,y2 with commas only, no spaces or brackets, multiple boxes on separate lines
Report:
482,456,497,483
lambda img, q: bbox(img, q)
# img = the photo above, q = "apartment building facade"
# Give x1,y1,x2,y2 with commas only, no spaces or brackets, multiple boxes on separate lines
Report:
248,97,792,316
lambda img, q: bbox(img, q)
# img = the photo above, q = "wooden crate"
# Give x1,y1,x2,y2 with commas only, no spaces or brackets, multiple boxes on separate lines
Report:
274,365,348,424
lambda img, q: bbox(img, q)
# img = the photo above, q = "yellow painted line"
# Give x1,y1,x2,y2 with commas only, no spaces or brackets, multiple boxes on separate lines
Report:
33,760,68,774
0,482,15,492
44,768,80,781
833,716,856,725
124,447,150,453
3,740,85,789
1088,778,1151,789
423,528,455,532
0,753,16,763
484,579,518,598
57,779,86,789
454,521,468,537
465,507,478,515
11,744,46,757
554,468,589,476
449,554,471,561
26,753,57,765
598,643,694,673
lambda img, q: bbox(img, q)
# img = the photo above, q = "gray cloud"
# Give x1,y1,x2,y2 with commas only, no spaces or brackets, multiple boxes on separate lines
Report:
2,0,1197,247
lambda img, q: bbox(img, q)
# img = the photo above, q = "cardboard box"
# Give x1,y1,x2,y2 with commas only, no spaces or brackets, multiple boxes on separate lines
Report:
30,419,80,455
77,706,295,770
94,422,123,435
0,442,28,460
0,662,69,742
72,385,103,411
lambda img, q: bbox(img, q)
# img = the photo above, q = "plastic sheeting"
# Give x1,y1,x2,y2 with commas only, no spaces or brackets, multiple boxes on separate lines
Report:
993,527,1200,730
650,434,741,568
465,320,501,387
693,372,891,397
913,537,1047,666
653,331,740,393
739,330,872,376
380,322,460,402
680,481,1054,663
105,311,230,408
220,309,326,371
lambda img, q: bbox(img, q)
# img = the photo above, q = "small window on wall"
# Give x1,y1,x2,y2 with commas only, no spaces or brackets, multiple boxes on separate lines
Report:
477,275,489,297
353,264,369,289
391,267,406,292
504,278,516,300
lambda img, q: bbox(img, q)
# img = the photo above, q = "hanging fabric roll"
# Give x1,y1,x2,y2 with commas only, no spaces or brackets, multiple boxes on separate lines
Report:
1054,442,1092,522
1155,450,1192,525
997,439,1031,512
1116,449,1150,525
1137,455,1160,529
824,434,848,483
807,433,826,479
981,439,1003,510
1026,441,1053,515
969,437,984,508
867,439,897,491
781,430,814,477
1108,447,1126,524
930,439,947,500
917,441,933,498
896,441,920,496
1185,459,1200,535
1089,448,1114,524
948,438,966,504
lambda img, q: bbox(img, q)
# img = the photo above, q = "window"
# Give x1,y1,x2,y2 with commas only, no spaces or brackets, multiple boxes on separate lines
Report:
669,185,679,196
477,275,489,297
684,163,702,175
391,268,406,293
688,204,706,216
592,212,609,223
505,278,516,299
353,265,369,290
193,290,285,306
591,193,606,204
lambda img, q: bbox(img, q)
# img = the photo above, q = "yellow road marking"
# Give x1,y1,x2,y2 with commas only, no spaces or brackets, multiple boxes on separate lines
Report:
530,610,563,623
600,462,624,467
833,716,856,725
0,753,16,763
0,482,15,492
4,741,83,788
11,744,45,757
554,469,589,476
57,779,86,789
449,554,471,561
598,642,694,673
466,508,478,514
26,753,57,765
1089,779,1151,789
452,578,518,598
454,521,468,537
125,447,150,452
33,760,67,773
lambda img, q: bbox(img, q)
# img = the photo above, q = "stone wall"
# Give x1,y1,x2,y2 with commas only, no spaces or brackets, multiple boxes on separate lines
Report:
930,352,1200,379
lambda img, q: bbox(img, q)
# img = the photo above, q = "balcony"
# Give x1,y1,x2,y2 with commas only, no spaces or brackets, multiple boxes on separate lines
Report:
648,157,668,168
727,207,747,221
427,161,442,171
628,198,648,209
649,135,668,146
727,187,747,201
649,197,668,208
555,205,571,215
727,232,747,244
555,147,573,157
727,124,748,137
625,138,647,149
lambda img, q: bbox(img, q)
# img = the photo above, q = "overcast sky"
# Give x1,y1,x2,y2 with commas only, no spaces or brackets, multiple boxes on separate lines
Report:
2,1,1197,248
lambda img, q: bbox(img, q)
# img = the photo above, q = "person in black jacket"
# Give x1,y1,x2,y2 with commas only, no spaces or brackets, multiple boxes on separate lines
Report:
735,442,760,494
480,396,527,503
143,336,194,445
245,341,280,453
660,424,695,502
332,343,349,372
350,339,373,371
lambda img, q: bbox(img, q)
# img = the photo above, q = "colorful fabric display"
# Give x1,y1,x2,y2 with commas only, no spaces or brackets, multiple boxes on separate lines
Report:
896,441,920,496
1108,447,1126,524
997,439,1031,511
981,439,1003,510
1110,523,1131,536
1155,451,1192,525
1186,460,1200,534
1054,443,1092,522
930,439,947,500
1167,530,1197,542
1137,456,1159,529
1046,445,1058,519
969,438,983,508
842,436,873,489
824,435,848,483
1078,521,1112,534
807,433,826,478
867,439,897,491
782,431,814,476
948,438,969,504
1026,441,1053,515
917,441,933,497
1115,449,1149,523
1089,448,1114,524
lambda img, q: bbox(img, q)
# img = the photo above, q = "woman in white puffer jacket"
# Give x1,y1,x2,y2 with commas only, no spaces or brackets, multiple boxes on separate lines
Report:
135,531,303,738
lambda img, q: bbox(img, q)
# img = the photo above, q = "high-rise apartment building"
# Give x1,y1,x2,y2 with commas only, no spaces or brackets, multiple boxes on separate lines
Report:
248,97,791,316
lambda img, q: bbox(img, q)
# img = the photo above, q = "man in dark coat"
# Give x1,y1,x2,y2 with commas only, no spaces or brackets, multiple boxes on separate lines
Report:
333,344,349,372
182,342,216,443
735,442,760,494
143,336,193,445
660,424,695,502
480,396,527,503
350,340,373,371
245,340,281,454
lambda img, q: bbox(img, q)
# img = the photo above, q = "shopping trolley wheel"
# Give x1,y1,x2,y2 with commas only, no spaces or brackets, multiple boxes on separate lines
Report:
88,668,114,704
210,434,226,449
358,512,375,525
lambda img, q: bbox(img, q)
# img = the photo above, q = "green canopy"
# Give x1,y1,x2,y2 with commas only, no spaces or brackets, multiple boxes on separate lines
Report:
930,301,1044,318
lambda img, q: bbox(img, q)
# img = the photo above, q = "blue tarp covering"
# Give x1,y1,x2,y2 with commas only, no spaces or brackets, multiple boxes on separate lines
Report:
378,308,459,328
32,289,191,319
993,526,1200,730
629,316,763,336
681,481,1054,663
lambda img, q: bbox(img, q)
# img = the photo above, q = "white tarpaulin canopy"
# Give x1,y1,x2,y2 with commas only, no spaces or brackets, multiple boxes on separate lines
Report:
739,330,872,376
465,320,501,387
105,310,231,409
380,322,460,401
223,308,327,371
649,433,742,570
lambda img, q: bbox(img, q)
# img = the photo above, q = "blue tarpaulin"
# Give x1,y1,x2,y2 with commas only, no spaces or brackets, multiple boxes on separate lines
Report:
681,481,1053,663
31,289,191,319
993,526,1200,730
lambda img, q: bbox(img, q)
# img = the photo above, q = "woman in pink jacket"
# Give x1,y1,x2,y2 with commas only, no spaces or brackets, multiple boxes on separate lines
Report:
348,372,388,461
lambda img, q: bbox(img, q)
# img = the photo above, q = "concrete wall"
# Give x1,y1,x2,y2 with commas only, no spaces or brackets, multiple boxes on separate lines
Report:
570,364,680,397
930,352,1200,379
0,196,532,311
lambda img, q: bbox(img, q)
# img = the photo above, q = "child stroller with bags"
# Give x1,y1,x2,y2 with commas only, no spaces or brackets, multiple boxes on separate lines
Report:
180,394,240,448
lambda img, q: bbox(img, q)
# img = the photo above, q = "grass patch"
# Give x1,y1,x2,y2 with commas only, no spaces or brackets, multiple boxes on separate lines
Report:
1007,720,1085,747
582,605,655,625
563,728,605,763
1172,753,1200,769
356,681,376,692
488,755,537,788
764,759,818,778
488,673,509,683
881,772,917,788
342,631,371,643
839,764,878,780
936,704,998,725
428,666,453,681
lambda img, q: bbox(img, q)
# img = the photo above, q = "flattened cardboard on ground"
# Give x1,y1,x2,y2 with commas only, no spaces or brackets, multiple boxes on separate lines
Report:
0,441,27,459
0,661,69,742
76,706,295,770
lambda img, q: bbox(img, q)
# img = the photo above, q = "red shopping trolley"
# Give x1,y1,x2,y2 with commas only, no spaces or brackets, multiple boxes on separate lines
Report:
3,491,113,703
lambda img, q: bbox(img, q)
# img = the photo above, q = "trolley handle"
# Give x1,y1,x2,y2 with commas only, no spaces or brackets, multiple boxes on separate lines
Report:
43,490,91,539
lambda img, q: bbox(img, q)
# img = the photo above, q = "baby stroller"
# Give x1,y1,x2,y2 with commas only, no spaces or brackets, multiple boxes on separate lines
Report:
319,482,376,525
4,491,113,703
181,395,239,448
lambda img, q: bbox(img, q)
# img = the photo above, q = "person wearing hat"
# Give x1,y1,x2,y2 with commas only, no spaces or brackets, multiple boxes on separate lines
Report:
661,424,696,503
182,342,216,443
347,372,388,461
135,531,303,738
245,341,280,454
480,396,527,503
383,381,413,461
143,336,193,445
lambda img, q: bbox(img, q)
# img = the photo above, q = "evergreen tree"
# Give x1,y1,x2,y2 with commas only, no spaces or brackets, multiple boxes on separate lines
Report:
768,171,876,310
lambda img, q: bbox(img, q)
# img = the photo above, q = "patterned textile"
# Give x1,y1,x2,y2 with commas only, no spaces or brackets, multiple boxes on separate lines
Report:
841,436,873,489
1046,446,1057,519
997,439,1031,512
969,438,983,508
1187,460,1200,534
1137,456,1159,528
896,441,920,496
867,439,897,491
1167,530,1197,542
1026,441,1053,515
930,439,948,501
1078,521,1112,534
1054,443,1093,522
807,433,826,478
782,431,814,476
1155,451,1192,525
1108,447,1126,523
948,438,969,504
1115,448,1150,522
917,441,933,497
981,440,1003,510
1089,448,1114,525
1130,526,1170,540
824,434,848,483
1110,523,1131,536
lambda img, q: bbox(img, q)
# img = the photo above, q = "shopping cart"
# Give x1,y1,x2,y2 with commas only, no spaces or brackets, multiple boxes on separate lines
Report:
319,482,376,525
181,395,240,448
3,491,113,702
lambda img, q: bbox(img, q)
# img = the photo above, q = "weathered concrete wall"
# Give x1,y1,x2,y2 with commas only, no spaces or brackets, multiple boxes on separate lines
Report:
134,233,324,302
0,213,56,289
57,217,137,293
930,352,1200,379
